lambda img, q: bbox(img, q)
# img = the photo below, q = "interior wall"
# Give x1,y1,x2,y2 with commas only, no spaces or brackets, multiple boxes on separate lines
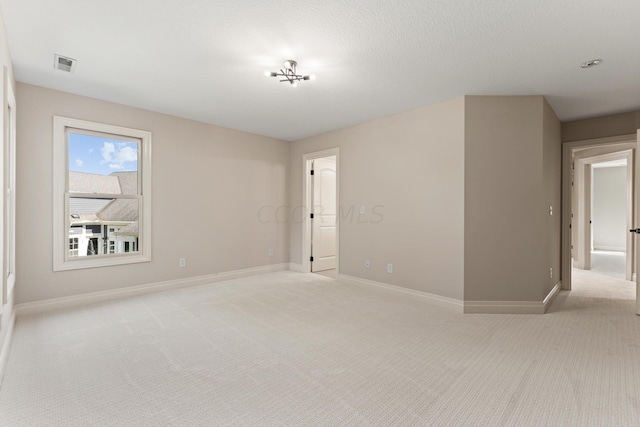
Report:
592,166,627,251
464,96,560,302
290,97,465,300
16,83,290,304
562,111,640,142
543,99,562,294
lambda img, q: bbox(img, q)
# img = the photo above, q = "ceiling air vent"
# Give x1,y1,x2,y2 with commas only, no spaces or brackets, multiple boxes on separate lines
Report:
54,54,77,73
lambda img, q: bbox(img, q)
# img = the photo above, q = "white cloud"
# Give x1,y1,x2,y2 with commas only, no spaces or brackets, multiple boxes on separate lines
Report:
101,142,115,162
75,159,83,167
101,141,137,169
114,146,137,163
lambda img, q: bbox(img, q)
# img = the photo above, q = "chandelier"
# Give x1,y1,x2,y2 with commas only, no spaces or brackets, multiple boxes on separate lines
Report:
265,60,315,87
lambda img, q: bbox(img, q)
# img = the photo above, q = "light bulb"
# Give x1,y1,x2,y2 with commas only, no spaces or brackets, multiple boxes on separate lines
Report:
283,60,292,70
291,81,298,88
309,74,316,80
264,70,270,77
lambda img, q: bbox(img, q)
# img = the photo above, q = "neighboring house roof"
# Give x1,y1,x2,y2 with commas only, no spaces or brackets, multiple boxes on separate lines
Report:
113,222,138,236
68,171,139,233
97,199,138,222
69,171,121,194
108,171,137,195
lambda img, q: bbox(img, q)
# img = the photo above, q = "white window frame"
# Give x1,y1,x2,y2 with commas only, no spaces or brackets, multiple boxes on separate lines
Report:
1,68,16,306
53,116,152,271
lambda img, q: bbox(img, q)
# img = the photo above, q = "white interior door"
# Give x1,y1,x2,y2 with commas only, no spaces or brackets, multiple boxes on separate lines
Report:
636,132,640,315
311,157,336,272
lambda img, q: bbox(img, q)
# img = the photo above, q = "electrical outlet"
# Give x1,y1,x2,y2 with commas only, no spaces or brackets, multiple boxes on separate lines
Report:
549,267,553,278
387,263,393,273
549,206,553,216
268,248,274,257
179,258,186,268
365,259,370,269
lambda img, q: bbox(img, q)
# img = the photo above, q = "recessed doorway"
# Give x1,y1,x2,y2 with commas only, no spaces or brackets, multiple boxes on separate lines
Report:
561,133,639,315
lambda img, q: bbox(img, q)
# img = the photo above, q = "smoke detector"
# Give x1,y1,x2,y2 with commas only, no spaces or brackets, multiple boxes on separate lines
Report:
54,54,77,73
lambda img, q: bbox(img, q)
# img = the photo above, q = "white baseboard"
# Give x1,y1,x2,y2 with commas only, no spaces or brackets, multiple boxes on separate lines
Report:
289,263,305,273
338,274,464,313
464,283,562,314
0,292,16,383
464,301,544,314
543,283,561,313
593,246,625,252
338,274,562,315
15,263,289,317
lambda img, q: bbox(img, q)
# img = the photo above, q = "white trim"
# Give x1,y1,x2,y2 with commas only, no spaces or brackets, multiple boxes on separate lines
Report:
337,274,563,314
338,274,464,313
593,246,626,252
574,149,633,277
302,148,340,274
0,291,15,382
543,283,561,313
15,263,289,317
0,66,5,310
52,116,152,271
0,312,15,382
465,283,562,314
637,129,640,316
3,74,16,304
562,134,637,291
289,262,305,272
464,301,544,314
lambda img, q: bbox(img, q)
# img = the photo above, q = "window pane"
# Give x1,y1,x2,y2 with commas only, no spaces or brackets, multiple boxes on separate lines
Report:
68,197,139,258
68,131,139,194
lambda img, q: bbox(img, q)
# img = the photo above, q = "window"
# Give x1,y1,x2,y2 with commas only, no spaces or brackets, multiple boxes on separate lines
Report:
69,238,79,257
53,116,151,271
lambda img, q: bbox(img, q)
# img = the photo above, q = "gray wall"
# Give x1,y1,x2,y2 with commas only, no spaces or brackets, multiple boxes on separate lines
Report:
562,111,640,142
16,83,290,304
543,99,562,296
290,95,562,305
464,96,561,302
289,98,466,300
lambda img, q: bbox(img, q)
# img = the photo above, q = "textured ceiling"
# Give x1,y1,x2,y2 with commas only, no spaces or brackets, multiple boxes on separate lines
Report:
1,0,639,141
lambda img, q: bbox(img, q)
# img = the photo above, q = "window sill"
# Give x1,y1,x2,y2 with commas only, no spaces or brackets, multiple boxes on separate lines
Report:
53,253,151,272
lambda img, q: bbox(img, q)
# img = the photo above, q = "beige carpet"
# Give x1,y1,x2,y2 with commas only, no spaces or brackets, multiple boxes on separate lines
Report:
589,250,627,280
0,270,638,426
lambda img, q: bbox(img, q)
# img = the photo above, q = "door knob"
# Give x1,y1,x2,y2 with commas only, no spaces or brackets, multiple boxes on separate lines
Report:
630,228,640,234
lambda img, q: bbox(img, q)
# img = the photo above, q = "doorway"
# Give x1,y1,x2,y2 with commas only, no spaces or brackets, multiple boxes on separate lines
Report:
302,149,339,277
572,149,633,280
561,133,639,315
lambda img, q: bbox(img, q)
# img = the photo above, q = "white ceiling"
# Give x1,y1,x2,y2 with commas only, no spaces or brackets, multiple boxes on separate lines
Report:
1,0,639,141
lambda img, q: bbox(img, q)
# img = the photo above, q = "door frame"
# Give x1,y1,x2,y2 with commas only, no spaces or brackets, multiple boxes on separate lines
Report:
302,148,339,274
561,134,636,291
573,149,633,278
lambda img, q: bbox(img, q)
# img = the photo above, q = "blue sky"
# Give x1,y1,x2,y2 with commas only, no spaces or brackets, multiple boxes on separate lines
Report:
68,132,138,176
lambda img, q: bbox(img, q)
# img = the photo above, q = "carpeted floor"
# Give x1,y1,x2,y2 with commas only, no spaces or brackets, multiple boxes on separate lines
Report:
589,250,627,280
0,270,638,426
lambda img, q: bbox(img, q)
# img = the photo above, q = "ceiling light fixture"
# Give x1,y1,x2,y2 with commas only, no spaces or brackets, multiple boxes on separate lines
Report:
265,60,315,87
581,59,603,69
